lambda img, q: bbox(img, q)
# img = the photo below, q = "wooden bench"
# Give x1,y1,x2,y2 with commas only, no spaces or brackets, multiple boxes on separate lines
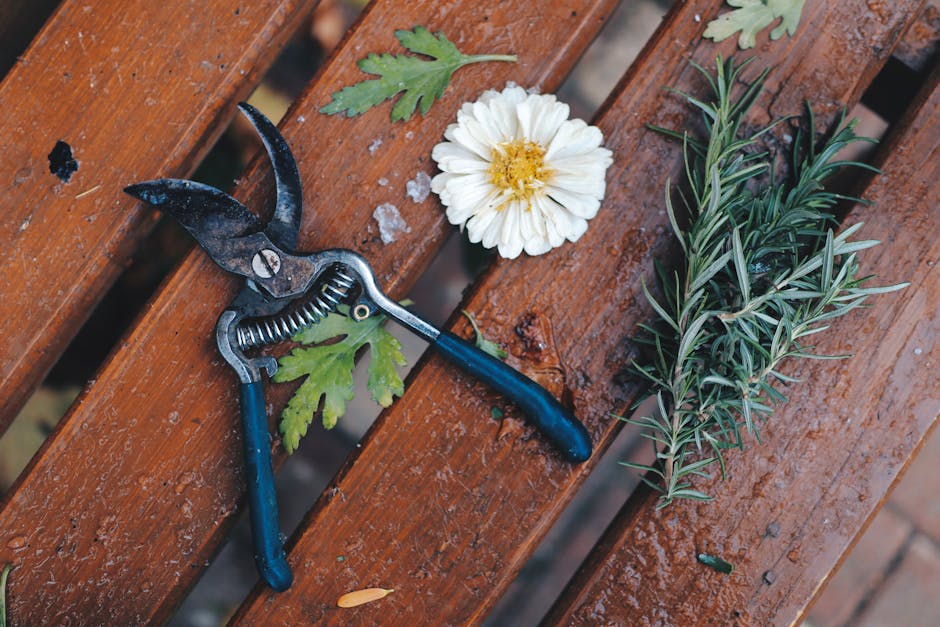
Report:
0,0,936,623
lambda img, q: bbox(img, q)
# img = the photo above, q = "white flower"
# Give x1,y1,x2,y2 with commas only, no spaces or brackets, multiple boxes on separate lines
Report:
431,84,613,259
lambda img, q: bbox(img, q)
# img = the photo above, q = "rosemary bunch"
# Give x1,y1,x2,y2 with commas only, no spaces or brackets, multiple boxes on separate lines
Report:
624,57,906,507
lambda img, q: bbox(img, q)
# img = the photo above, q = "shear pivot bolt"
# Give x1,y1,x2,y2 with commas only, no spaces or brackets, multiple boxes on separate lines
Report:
251,249,281,278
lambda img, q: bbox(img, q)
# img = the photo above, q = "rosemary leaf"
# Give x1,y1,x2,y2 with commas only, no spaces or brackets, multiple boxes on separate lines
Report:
626,56,905,507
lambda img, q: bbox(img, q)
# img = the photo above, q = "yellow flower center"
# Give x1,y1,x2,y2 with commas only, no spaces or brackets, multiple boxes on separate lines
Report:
488,140,549,209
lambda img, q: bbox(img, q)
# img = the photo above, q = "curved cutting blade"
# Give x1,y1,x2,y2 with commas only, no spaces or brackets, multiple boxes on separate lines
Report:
236,102,303,251
125,179,263,261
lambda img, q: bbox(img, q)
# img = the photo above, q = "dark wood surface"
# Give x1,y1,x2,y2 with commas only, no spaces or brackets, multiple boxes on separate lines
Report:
0,0,934,624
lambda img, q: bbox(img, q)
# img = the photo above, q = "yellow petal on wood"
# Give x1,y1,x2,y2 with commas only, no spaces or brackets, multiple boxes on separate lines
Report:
337,587,394,608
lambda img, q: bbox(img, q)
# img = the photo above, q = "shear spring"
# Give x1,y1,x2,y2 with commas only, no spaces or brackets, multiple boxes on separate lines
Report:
236,267,356,350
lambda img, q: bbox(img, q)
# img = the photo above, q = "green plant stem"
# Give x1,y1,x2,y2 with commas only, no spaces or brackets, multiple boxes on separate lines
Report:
463,54,518,64
1,563,11,627
626,56,906,507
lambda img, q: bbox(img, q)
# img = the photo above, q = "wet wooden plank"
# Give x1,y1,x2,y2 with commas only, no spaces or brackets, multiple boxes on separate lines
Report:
546,64,940,626
0,0,620,623
0,0,319,436
894,0,939,72
231,1,926,624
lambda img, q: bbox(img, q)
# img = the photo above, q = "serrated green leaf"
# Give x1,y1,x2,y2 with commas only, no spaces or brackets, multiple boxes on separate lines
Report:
367,330,407,406
320,25,516,122
395,26,460,59
274,305,407,453
703,0,806,49
277,343,356,449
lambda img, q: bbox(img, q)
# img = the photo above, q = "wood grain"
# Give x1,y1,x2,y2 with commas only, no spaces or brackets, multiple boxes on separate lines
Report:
0,0,620,623
546,64,940,626
0,0,319,436
230,1,926,624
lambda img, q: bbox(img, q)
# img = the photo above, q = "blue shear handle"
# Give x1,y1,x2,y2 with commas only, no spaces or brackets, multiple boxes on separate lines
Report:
433,332,592,463
239,381,293,592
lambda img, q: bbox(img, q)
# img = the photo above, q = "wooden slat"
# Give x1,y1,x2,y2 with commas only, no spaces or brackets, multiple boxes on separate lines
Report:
546,66,940,626
231,1,926,623
0,0,619,623
0,0,318,436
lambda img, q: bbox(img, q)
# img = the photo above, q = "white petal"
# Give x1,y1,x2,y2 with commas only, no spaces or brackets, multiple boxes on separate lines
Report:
451,124,495,160
459,106,503,149
541,195,582,240
544,120,605,160
545,185,602,219
501,202,519,247
431,172,455,201
486,92,521,139
498,203,525,259
475,87,504,107
462,188,503,223
431,84,612,259
432,143,489,173
517,94,569,146
446,177,498,220
516,204,533,241
499,84,529,105
465,207,497,243
431,171,450,192
524,234,553,256
532,195,568,247
548,149,614,180
499,236,524,259
479,208,507,248
549,172,608,198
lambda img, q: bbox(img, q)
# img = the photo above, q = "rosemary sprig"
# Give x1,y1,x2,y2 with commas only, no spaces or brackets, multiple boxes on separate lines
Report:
623,57,907,507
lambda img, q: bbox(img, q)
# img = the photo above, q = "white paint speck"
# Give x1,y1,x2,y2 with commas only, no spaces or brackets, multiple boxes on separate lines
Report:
914,347,923,356
377,177,389,187
19,216,30,232
368,138,382,154
298,115,306,123
694,14,701,22
405,131,414,140
406,172,432,203
373,203,411,244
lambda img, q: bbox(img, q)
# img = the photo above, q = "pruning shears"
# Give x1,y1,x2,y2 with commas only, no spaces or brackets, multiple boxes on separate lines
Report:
125,103,591,592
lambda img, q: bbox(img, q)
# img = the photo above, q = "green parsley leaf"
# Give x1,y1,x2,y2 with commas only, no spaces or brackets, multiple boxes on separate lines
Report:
274,305,407,453
703,0,806,49
320,26,516,122
461,310,508,360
